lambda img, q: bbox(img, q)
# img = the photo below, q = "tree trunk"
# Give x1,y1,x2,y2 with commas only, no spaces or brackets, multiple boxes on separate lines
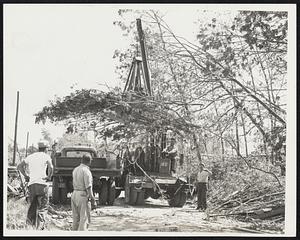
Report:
235,113,240,157
240,112,249,157
247,60,270,165
192,132,202,163
212,89,225,161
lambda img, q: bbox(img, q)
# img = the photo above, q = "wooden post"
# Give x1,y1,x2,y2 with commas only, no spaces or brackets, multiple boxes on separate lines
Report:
12,91,19,166
25,132,29,157
136,19,152,96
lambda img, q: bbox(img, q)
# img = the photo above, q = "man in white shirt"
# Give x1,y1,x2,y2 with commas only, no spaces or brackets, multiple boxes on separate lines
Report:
195,163,212,211
17,140,53,229
71,155,96,231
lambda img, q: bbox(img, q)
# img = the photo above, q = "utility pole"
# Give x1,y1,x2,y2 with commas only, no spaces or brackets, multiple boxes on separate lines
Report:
25,132,29,157
12,91,19,166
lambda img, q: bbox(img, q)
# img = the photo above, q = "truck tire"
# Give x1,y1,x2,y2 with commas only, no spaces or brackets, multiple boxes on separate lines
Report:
178,191,187,207
52,176,60,204
150,190,160,199
136,190,145,205
107,182,116,206
60,187,68,204
168,190,186,207
99,180,108,205
168,195,180,207
124,176,130,204
144,190,150,200
115,189,122,199
129,187,138,205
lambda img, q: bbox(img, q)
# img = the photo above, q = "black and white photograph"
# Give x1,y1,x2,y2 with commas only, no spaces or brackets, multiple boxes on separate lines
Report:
3,4,296,237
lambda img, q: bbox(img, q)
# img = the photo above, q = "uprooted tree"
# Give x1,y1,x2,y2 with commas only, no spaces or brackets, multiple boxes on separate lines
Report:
35,10,287,186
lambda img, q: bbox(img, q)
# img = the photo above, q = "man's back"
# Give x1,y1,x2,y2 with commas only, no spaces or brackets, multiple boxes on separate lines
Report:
25,152,51,185
71,161,94,231
72,164,93,191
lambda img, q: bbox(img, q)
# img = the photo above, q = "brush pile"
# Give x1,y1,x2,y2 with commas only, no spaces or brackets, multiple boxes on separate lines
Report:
206,165,285,233
204,155,285,224
209,183,285,222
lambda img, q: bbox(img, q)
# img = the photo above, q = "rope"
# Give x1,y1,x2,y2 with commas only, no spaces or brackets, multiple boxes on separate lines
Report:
134,160,168,200
126,148,169,200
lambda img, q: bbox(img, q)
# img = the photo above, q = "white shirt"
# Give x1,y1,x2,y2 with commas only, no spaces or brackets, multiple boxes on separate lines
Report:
197,169,212,183
24,152,52,186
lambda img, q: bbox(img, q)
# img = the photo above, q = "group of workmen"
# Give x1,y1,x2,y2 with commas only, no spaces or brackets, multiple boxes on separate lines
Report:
123,137,178,175
17,139,212,231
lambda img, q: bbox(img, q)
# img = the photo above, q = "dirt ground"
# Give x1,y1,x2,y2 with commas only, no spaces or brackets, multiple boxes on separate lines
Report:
47,191,280,234
6,182,284,234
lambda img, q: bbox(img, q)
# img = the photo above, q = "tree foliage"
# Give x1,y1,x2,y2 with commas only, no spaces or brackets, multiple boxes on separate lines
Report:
35,10,287,183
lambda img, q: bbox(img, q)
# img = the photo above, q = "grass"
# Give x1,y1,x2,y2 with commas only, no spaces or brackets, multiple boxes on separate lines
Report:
6,197,33,230
6,196,69,231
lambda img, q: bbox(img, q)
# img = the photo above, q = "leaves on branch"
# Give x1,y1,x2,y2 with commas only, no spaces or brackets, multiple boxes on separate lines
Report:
35,89,193,141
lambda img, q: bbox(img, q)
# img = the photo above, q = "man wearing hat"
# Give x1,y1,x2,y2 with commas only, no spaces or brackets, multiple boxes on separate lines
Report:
195,163,212,211
17,140,53,229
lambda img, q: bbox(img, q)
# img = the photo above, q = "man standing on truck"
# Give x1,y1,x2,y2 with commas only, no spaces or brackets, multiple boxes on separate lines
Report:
71,154,97,231
17,140,53,230
162,137,178,173
195,163,212,211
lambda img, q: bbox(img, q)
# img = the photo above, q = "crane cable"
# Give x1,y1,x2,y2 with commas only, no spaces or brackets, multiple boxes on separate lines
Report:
126,148,169,200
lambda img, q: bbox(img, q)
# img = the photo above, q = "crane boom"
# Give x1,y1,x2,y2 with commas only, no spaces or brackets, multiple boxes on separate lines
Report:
136,19,152,96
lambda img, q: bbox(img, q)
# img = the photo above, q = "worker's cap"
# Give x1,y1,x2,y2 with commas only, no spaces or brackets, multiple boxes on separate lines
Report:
200,163,205,167
38,140,50,148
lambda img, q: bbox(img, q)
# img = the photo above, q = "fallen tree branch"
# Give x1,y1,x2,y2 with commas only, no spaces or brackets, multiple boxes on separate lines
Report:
232,226,267,234
243,191,285,205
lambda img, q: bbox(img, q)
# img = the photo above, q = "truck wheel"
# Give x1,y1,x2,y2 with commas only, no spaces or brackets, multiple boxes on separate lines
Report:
150,190,160,199
168,195,179,207
125,177,130,204
178,191,187,207
168,191,186,207
115,189,121,199
129,187,138,205
107,182,116,206
144,190,150,200
168,191,181,207
52,176,60,204
136,190,145,205
60,187,68,204
99,180,108,205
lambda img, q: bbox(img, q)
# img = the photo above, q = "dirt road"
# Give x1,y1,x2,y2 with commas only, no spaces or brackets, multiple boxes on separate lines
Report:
48,192,271,234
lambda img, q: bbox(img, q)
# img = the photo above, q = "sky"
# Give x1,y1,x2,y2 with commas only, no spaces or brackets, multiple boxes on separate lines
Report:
4,4,202,148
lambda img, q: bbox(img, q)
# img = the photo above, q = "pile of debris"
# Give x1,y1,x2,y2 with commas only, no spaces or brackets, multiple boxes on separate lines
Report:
208,183,285,223
7,166,26,199
47,204,73,230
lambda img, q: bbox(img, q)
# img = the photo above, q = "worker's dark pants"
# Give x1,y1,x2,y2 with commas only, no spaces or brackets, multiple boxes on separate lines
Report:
196,182,207,210
170,158,175,173
27,183,49,230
